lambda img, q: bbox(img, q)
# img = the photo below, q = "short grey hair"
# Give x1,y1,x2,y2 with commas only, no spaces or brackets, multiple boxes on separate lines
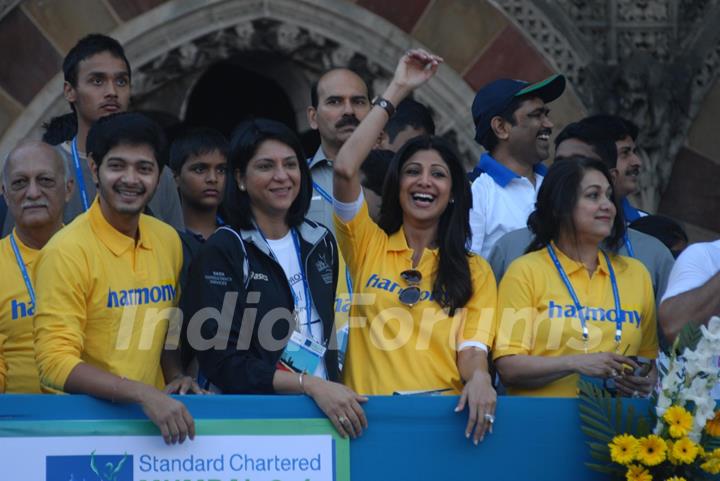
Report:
2,140,70,190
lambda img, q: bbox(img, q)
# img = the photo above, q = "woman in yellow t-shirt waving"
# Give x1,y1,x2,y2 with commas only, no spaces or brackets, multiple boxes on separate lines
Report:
333,50,498,446
493,156,658,397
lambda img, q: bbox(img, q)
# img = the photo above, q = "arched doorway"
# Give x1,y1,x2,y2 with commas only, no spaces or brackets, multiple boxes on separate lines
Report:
0,0,487,167
184,58,297,138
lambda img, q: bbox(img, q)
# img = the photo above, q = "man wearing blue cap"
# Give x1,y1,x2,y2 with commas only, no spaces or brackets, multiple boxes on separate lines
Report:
468,74,566,258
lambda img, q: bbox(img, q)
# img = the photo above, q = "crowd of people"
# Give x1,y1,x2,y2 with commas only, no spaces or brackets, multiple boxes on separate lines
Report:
1,33,718,447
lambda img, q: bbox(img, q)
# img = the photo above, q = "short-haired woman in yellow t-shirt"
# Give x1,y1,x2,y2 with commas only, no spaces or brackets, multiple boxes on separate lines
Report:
333,50,498,445
493,156,658,397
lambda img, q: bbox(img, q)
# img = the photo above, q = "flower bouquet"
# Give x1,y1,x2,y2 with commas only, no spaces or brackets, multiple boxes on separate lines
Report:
579,317,720,480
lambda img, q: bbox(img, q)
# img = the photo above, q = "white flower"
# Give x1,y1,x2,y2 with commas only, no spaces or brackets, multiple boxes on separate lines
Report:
655,394,672,419
701,316,720,341
661,362,683,394
683,348,716,378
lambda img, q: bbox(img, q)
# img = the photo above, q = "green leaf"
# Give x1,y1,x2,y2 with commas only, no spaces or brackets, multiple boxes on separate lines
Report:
579,413,616,437
676,322,703,353
587,441,610,453
636,415,651,437
615,396,623,432
581,426,613,443
625,403,636,432
704,434,720,451
589,450,612,463
585,462,624,476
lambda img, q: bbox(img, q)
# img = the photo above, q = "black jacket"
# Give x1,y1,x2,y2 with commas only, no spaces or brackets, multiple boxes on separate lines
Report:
180,219,340,393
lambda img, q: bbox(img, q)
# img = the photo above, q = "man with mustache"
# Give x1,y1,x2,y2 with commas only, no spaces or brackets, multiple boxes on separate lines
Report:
580,115,646,223
468,75,566,259
306,68,371,230
1,34,185,236
306,68,372,368
487,119,675,308
0,140,73,392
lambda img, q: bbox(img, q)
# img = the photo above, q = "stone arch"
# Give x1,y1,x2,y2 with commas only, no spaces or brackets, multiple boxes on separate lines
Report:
0,0,490,165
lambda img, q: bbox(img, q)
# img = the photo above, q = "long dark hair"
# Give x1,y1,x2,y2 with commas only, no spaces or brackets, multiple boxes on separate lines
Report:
226,118,311,231
379,135,472,315
526,155,625,253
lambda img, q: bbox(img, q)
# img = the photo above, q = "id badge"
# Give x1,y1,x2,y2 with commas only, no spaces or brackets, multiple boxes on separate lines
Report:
279,331,327,374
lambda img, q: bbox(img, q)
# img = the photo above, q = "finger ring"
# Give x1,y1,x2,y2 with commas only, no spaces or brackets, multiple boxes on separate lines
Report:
632,390,639,398
483,413,495,424
610,369,618,377
338,415,348,425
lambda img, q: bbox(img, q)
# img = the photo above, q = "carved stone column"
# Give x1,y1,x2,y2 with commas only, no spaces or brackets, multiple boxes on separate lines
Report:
491,0,720,212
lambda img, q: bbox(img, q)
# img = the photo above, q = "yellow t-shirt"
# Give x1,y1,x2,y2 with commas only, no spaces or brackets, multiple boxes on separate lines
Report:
33,198,182,392
493,243,658,397
0,230,41,393
335,202,497,395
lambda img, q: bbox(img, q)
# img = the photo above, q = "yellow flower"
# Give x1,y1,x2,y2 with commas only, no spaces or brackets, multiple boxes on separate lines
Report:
701,448,720,475
626,464,652,481
665,440,679,465
672,437,699,464
663,406,693,438
705,411,720,437
610,434,639,465
636,435,667,466
665,477,687,481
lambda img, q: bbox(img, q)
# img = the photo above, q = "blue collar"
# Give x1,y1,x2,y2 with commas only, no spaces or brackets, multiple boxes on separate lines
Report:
473,153,548,187
621,197,644,223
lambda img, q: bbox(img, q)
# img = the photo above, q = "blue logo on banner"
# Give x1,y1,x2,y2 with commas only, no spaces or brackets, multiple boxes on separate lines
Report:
46,452,132,481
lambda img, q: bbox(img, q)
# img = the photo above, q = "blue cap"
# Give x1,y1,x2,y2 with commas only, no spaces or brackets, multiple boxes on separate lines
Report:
471,74,566,145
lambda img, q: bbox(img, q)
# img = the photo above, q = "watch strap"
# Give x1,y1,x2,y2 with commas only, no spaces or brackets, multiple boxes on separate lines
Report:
372,96,396,117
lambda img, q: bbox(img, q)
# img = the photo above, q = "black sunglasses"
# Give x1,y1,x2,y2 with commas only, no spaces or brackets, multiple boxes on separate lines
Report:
398,269,422,307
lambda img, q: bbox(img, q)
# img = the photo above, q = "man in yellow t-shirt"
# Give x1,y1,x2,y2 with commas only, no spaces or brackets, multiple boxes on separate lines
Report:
33,112,198,445
493,244,658,397
0,140,73,393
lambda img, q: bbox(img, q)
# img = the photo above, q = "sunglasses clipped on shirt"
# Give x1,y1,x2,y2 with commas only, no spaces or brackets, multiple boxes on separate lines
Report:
398,269,422,307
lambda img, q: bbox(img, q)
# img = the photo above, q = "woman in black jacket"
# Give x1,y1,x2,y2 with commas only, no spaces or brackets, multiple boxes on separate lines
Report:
181,119,367,438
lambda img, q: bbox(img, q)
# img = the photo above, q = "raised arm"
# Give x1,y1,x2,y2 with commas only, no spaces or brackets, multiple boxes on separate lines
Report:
333,49,442,203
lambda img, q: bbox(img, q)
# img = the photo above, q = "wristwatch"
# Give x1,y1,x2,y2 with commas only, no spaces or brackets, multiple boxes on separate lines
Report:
372,96,396,117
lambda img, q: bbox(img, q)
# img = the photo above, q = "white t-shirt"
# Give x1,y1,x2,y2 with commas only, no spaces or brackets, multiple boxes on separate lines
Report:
469,154,546,259
661,240,720,303
659,239,720,398
266,231,327,379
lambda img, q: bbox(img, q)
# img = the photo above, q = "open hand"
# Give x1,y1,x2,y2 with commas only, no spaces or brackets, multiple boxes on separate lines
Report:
455,371,496,445
391,49,443,92
614,362,657,398
571,352,638,379
139,385,195,445
304,377,368,439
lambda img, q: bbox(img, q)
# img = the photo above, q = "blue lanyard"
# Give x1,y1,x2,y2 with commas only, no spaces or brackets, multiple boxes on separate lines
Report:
9,233,36,306
257,226,314,335
623,232,634,258
290,229,315,333
312,181,333,204
71,137,90,211
312,180,353,300
546,244,623,353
